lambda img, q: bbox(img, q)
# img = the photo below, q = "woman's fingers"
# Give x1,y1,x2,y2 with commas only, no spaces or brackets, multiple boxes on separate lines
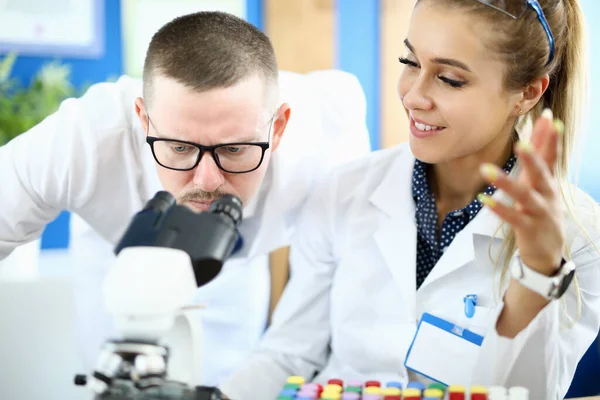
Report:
513,142,556,195
529,108,554,152
478,192,533,228
480,163,548,217
524,108,563,173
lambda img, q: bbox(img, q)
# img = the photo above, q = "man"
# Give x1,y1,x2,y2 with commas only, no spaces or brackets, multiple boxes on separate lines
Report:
0,11,370,385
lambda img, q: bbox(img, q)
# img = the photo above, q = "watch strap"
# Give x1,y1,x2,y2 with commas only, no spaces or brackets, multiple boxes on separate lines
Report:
510,252,575,300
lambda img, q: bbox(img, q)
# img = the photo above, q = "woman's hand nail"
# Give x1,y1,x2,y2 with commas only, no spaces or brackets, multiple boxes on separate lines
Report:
480,163,499,181
553,119,565,136
478,193,496,208
542,108,553,121
517,140,532,153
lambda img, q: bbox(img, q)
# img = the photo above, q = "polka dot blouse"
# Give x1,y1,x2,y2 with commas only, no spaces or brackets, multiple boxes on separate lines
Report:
412,154,517,289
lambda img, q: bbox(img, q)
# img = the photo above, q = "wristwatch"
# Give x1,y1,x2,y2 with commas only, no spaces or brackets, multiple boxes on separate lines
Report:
509,251,576,300
194,386,227,400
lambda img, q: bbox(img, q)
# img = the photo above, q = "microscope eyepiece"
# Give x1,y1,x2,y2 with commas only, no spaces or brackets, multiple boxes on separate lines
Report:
115,191,243,287
209,194,243,227
144,191,176,214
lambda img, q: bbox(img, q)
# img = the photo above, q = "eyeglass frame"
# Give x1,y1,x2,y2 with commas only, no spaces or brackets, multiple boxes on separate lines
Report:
145,112,276,174
475,0,555,66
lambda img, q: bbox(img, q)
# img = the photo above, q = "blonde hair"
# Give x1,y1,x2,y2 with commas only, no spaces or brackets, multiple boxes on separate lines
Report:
424,0,599,326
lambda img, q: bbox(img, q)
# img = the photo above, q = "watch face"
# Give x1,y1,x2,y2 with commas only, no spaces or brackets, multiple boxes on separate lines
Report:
194,386,224,400
556,268,576,297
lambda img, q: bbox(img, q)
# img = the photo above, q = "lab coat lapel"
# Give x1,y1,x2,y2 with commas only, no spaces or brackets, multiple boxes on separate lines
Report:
370,148,418,303
418,188,512,291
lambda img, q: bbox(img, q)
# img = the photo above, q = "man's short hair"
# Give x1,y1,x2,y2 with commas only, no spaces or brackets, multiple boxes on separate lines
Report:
143,11,279,108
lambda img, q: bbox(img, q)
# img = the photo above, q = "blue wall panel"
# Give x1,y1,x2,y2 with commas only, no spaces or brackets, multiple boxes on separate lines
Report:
336,0,379,150
246,0,264,31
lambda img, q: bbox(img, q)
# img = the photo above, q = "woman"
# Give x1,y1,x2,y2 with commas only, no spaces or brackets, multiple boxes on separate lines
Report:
220,1,600,399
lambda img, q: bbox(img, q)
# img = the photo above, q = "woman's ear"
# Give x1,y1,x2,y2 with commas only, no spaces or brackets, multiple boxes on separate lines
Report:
518,74,550,115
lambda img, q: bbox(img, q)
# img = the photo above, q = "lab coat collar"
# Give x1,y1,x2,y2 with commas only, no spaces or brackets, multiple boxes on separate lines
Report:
420,161,517,292
243,191,259,219
418,201,506,291
369,145,517,296
370,146,418,307
369,146,415,219
246,153,287,259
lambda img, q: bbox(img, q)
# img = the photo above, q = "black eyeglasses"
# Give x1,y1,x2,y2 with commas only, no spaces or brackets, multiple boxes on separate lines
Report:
475,0,555,66
145,114,274,174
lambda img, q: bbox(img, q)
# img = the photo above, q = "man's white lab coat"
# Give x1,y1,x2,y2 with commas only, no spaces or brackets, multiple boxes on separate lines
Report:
0,70,371,385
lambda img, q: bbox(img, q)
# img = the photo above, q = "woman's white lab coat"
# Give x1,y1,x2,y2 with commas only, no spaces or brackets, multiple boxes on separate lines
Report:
220,143,600,400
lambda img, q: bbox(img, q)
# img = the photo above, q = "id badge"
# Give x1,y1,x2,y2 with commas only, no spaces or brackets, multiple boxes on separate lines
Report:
404,312,484,385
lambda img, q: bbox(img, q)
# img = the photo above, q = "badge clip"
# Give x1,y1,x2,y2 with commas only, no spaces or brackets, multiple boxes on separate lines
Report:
463,294,477,318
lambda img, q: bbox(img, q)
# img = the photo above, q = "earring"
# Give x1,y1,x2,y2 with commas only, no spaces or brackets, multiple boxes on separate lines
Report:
518,107,524,116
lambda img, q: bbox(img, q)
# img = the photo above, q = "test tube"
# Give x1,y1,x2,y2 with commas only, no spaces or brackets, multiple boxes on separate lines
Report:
508,386,529,400
362,394,383,400
407,381,426,393
347,380,363,389
403,387,423,400
386,381,403,390
448,384,466,400
287,376,305,385
423,388,444,398
328,378,344,387
323,384,343,394
470,385,488,400
487,385,507,400
364,385,382,396
382,387,402,397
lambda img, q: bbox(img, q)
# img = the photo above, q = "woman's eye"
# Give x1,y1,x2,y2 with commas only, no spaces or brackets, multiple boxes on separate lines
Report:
398,57,419,68
439,76,466,88
398,56,467,88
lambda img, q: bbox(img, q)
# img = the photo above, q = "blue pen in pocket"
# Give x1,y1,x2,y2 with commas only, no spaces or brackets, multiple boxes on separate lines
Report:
463,294,477,318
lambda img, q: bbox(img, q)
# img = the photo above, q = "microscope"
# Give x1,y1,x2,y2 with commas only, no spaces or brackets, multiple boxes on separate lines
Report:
74,191,242,399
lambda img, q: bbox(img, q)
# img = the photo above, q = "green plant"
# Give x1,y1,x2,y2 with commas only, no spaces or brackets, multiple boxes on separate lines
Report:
0,52,80,145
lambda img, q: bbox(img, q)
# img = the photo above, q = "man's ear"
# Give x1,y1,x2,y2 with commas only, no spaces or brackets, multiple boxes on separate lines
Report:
270,103,291,152
135,97,149,134
516,73,550,116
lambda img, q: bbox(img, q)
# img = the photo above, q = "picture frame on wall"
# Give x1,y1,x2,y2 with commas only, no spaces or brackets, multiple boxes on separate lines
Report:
0,0,104,58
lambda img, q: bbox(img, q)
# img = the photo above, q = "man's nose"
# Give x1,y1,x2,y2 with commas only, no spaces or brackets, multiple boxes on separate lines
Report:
192,153,225,192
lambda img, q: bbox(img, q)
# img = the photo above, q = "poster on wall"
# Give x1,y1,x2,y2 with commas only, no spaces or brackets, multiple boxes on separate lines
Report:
0,0,104,58
121,0,246,77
